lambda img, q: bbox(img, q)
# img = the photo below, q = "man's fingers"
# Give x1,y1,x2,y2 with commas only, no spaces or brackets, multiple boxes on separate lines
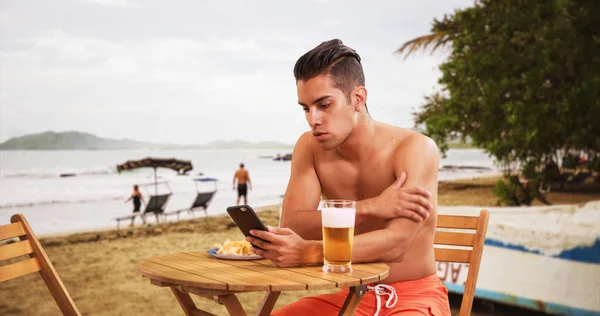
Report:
267,226,292,235
250,246,267,257
245,236,274,251
397,203,424,222
404,201,429,222
402,193,433,213
249,229,279,243
393,172,407,189
404,186,432,198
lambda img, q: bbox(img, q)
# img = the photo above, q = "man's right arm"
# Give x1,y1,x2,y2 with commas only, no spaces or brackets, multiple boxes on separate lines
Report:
279,132,323,240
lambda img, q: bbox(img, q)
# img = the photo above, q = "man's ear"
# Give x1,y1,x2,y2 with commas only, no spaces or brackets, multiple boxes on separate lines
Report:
353,86,367,112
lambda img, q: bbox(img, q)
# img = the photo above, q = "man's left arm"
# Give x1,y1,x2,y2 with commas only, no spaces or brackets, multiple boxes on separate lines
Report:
351,135,439,263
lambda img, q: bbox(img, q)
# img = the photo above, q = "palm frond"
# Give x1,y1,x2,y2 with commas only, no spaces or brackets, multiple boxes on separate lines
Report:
396,31,452,59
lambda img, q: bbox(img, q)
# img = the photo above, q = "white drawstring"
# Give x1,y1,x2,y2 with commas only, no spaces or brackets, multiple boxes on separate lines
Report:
367,284,398,316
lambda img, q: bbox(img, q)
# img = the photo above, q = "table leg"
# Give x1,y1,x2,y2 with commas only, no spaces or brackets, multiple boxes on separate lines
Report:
171,286,216,316
339,284,367,316
215,294,247,316
170,287,217,316
256,291,281,316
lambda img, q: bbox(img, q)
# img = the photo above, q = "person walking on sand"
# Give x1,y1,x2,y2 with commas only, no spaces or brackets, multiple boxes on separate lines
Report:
233,163,252,205
124,184,146,226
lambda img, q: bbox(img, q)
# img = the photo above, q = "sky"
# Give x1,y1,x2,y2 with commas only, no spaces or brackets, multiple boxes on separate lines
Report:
0,0,472,145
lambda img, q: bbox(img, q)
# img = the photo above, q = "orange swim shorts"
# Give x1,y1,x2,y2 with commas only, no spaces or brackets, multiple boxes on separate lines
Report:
271,273,450,316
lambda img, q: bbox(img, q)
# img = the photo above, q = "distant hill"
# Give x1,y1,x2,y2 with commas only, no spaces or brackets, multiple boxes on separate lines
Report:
0,131,168,150
0,131,293,150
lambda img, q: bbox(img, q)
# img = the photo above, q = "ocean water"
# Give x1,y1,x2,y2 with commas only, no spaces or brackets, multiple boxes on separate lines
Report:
0,148,499,236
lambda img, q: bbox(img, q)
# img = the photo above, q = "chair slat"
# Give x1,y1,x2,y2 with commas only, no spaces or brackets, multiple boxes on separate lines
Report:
434,248,471,263
9,214,81,315
434,231,475,246
0,222,26,240
0,257,41,282
437,215,478,229
0,240,34,261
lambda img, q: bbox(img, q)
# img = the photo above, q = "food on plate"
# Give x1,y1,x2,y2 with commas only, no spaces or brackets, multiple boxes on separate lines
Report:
214,239,255,256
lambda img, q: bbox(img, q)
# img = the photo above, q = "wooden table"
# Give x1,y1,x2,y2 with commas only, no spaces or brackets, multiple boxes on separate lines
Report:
138,252,389,316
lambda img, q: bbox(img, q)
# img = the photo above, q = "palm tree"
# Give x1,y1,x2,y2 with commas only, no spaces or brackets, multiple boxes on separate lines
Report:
397,1,484,58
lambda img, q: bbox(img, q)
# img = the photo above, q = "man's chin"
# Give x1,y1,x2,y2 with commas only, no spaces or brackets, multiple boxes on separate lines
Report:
318,140,338,151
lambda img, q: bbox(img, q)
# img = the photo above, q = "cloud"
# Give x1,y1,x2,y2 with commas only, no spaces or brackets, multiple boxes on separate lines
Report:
0,0,473,144
81,0,135,8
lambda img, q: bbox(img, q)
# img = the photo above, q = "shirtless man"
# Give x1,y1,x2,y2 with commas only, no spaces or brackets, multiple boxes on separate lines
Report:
246,39,450,315
233,163,252,205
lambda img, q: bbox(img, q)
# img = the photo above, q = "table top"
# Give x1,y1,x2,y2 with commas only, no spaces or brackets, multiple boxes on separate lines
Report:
139,252,389,292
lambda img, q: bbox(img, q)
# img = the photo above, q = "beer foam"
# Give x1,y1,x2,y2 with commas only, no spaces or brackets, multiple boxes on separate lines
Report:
321,207,355,228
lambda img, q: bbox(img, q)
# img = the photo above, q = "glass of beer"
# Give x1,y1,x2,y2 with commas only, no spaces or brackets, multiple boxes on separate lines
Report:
321,200,356,273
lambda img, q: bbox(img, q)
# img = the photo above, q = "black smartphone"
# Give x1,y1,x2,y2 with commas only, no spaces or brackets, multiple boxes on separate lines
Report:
226,205,270,250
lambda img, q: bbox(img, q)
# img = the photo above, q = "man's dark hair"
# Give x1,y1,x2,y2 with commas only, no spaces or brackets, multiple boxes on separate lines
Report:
294,39,366,105
240,163,244,168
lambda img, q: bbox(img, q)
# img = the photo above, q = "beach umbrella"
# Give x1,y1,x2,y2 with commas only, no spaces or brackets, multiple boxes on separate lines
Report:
116,157,193,195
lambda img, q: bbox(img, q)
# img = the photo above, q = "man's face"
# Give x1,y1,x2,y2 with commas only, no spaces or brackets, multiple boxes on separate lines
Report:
297,74,356,150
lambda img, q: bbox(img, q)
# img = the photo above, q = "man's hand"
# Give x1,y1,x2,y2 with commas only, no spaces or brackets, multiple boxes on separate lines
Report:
371,171,433,222
246,226,307,268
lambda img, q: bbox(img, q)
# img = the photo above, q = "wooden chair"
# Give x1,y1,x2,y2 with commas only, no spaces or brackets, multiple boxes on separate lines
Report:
435,210,490,316
0,214,81,316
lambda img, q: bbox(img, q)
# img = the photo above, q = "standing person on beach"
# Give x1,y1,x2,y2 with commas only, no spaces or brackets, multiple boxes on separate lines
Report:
245,39,449,315
124,184,146,227
233,163,252,205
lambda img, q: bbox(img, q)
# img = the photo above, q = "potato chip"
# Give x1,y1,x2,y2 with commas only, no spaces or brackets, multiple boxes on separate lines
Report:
214,239,255,256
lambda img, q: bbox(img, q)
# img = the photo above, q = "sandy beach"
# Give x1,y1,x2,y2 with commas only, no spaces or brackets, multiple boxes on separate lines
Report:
1,175,599,316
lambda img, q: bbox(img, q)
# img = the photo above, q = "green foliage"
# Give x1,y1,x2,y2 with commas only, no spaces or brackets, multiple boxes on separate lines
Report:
493,177,521,206
493,173,551,206
410,0,600,204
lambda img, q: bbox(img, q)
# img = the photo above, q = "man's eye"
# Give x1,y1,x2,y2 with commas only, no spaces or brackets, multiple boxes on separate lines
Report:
302,107,309,112
319,103,330,109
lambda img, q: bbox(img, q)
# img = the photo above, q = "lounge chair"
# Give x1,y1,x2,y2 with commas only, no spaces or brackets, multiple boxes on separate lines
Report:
0,214,81,315
163,177,218,222
188,191,216,217
115,193,172,230
162,191,217,221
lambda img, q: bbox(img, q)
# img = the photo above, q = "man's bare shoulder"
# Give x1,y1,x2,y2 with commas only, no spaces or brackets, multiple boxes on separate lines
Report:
383,125,439,163
293,131,318,155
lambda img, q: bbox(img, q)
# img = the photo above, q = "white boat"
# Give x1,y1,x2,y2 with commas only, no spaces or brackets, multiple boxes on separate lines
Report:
437,201,600,315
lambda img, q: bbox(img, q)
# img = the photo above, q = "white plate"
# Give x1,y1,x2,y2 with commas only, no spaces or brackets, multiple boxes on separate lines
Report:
206,247,263,260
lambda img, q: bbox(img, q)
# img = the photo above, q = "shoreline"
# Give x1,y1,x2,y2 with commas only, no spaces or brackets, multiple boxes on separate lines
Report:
31,174,499,240
32,173,600,244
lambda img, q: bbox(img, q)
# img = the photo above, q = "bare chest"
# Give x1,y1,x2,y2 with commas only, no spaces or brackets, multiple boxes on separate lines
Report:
316,156,395,201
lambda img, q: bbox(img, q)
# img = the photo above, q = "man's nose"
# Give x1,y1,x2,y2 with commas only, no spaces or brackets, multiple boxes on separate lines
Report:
307,109,321,127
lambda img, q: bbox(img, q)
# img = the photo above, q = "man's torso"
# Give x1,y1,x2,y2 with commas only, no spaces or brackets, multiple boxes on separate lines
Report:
235,169,249,184
312,123,437,283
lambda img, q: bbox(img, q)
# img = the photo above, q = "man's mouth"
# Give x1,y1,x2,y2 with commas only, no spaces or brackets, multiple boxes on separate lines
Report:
313,132,328,140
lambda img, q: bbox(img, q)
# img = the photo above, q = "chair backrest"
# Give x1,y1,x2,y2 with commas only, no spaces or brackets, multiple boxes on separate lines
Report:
434,210,489,316
144,193,172,214
190,191,216,209
0,214,81,316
